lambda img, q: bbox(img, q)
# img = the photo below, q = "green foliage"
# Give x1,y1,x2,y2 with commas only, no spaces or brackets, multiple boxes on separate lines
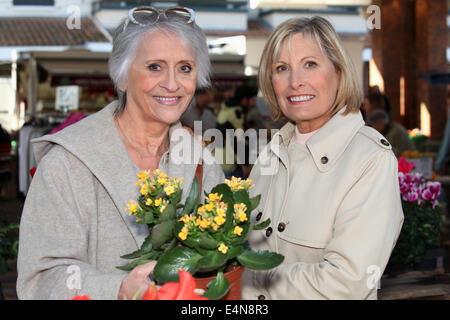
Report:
203,272,230,300
390,201,445,266
118,173,285,299
0,221,19,274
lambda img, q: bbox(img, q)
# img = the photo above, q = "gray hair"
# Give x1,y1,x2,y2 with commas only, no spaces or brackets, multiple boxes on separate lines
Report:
108,13,211,115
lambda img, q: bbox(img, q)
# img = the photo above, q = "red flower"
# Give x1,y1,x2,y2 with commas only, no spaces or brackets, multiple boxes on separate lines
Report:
142,269,208,300
398,157,414,174
71,294,91,300
142,283,158,300
29,167,37,178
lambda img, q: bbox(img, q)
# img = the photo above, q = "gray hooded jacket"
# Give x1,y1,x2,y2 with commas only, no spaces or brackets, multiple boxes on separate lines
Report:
16,101,225,299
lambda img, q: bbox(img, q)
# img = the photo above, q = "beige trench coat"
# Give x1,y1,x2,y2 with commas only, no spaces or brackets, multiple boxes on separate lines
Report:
242,108,404,300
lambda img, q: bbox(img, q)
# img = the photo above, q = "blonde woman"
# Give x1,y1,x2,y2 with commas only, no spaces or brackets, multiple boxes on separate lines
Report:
242,17,403,300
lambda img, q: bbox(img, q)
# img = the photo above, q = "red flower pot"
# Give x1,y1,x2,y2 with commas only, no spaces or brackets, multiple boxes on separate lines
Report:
194,266,244,300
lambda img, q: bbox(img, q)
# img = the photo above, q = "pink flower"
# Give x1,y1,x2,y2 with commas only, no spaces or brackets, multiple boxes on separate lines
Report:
406,191,419,203
421,188,433,201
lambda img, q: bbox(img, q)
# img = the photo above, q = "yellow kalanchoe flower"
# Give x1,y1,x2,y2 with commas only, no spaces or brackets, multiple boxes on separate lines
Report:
216,208,225,216
154,198,162,207
125,200,139,216
137,170,150,181
236,211,247,222
157,177,167,186
178,225,189,240
218,243,228,254
199,219,211,230
178,214,190,224
234,226,243,236
140,183,150,196
164,185,175,196
208,193,221,202
197,205,205,214
214,214,226,226
145,198,153,206
205,202,215,212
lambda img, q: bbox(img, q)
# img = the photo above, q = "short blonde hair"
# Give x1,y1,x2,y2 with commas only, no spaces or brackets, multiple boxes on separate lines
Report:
258,16,363,120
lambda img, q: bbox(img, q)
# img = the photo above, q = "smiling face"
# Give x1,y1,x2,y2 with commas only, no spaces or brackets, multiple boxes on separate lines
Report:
123,30,198,125
271,32,340,133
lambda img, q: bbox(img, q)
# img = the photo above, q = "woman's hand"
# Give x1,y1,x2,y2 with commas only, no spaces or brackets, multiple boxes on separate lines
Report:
118,261,157,300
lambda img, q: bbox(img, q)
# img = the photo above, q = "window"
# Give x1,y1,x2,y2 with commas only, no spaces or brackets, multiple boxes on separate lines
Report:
13,0,54,5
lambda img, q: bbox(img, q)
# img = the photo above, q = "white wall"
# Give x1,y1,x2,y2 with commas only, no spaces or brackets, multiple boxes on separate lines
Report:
262,12,368,34
95,9,248,31
245,37,267,68
0,0,93,17
0,77,15,132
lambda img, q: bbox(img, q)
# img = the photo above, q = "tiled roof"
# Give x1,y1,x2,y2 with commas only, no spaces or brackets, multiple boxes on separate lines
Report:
0,18,109,46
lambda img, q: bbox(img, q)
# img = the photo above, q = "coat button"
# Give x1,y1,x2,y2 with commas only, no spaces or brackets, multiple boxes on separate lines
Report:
256,212,262,222
266,227,273,237
258,294,266,300
321,156,328,164
278,222,286,232
380,139,390,146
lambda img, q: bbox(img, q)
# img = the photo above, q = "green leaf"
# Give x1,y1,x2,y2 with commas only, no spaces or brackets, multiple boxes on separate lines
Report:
143,210,155,224
249,195,261,212
225,223,251,245
252,218,271,230
159,204,176,222
116,251,159,271
210,183,233,203
6,223,19,232
203,271,230,300
181,178,199,215
196,250,228,273
170,189,183,207
197,234,220,250
10,239,18,257
153,247,203,283
233,189,251,207
151,219,176,249
141,234,153,251
222,201,236,232
227,245,245,260
237,249,284,270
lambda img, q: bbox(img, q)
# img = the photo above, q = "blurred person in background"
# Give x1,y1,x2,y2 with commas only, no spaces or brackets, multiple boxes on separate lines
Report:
180,88,217,134
216,85,257,178
364,92,415,158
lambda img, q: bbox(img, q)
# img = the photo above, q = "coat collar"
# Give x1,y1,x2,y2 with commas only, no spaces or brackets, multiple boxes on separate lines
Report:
32,101,204,247
271,108,365,172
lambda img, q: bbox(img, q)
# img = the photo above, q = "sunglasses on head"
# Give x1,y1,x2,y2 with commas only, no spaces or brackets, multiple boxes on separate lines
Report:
122,6,196,32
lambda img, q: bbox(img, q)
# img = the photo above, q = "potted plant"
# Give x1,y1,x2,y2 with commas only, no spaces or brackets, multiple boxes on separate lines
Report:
117,170,284,299
386,157,445,274
0,220,19,299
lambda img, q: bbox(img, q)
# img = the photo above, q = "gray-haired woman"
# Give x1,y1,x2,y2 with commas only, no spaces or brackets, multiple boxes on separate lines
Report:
17,7,224,300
